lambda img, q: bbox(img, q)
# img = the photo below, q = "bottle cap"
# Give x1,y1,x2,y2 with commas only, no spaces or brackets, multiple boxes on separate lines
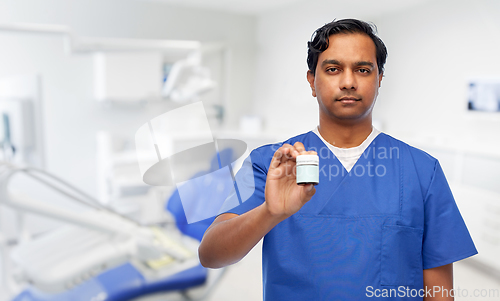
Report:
296,154,319,166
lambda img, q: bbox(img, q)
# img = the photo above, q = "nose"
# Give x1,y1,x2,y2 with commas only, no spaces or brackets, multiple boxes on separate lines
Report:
339,70,357,90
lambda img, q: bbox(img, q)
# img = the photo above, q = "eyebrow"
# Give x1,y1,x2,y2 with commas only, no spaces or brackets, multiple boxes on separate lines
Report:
321,59,375,69
355,61,375,69
321,59,342,67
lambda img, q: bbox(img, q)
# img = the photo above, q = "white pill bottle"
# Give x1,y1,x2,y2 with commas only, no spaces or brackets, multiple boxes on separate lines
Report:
296,154,319,185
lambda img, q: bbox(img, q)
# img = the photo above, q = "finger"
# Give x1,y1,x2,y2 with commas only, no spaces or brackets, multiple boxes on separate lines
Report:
304,150,318,156
280,144,298,162
269,148,284,169
293,141,306,154
270,145,294,170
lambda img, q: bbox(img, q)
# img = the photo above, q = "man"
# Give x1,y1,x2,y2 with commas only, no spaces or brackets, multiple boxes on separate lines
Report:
198,19,477,300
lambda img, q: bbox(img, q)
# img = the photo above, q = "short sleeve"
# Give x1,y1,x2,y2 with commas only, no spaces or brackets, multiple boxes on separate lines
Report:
422,161,478,269
218,148,268,216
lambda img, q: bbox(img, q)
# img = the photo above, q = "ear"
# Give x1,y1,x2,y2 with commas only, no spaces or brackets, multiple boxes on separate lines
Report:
378,72,383,88
307,70,316,97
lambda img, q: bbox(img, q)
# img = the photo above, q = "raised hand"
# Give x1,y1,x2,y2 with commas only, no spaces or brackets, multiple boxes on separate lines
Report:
264,142,317,219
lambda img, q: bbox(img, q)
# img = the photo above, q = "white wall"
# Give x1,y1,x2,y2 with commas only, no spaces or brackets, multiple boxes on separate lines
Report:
374,0,500,154
0,0,257,199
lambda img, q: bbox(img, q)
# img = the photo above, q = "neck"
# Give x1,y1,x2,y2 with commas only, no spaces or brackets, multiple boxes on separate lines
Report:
318,116,373,148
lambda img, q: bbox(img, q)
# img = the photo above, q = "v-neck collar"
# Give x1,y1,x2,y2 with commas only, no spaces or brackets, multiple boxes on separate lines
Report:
309,128,382,174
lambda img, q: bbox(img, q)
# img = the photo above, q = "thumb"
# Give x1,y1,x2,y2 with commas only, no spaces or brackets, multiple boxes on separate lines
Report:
303,184,315,196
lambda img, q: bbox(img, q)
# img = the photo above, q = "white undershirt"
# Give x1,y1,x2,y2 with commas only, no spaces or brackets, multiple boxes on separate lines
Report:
312,126,381,172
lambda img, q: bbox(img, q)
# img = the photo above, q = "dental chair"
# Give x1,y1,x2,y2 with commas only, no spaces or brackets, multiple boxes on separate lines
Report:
2,149,234,301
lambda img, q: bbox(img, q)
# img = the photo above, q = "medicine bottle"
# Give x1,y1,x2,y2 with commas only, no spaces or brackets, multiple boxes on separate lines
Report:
296,154,319,185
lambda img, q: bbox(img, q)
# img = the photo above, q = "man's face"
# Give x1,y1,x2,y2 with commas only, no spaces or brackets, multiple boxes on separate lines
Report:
307,33,383,124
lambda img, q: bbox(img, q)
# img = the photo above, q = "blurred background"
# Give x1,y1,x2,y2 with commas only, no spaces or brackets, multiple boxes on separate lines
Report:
0,0,499,300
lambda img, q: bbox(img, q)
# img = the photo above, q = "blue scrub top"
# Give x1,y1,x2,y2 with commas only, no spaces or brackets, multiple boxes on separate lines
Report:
222,131,477,300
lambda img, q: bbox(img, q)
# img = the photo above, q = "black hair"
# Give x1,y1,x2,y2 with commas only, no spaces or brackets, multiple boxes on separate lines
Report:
307,19,387,75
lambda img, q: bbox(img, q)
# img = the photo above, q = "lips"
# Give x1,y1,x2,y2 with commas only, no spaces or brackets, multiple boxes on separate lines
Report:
337,97,360,103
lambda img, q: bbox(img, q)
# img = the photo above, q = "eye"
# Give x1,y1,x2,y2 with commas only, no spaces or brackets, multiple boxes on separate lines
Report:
358,68,371,74
326,67,340,73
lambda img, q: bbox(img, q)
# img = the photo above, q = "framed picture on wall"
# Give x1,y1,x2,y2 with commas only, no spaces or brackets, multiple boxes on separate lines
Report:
468,77,500,112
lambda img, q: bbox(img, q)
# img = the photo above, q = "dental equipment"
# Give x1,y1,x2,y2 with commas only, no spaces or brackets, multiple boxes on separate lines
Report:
0,162,224,301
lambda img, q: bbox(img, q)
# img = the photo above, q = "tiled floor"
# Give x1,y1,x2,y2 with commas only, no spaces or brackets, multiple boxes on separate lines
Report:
207,242,500,301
